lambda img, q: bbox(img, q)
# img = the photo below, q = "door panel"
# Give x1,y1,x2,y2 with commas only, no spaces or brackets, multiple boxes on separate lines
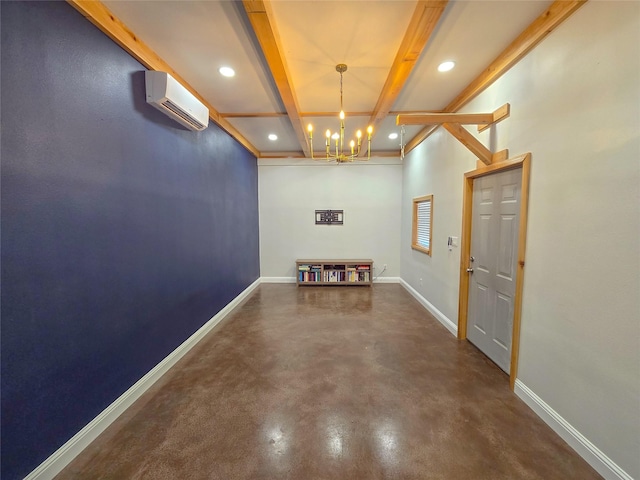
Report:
480,186,493,203
467,168,521,373
501,183,518,202
494,292,512,348
472,283,489,333
497,215,516,280
477,214,492,271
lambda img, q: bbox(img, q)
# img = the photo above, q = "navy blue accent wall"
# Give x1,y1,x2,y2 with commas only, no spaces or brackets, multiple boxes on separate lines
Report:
1,2,260,478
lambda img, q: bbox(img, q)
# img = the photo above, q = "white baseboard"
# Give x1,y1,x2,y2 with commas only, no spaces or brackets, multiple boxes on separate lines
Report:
260,276,296,283
260,277,401,284
514,379,633,480
399,278,457,337
373,276,401,283
25,278,261,480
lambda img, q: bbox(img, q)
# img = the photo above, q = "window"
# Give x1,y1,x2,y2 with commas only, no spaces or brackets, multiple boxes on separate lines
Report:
412,195,433,256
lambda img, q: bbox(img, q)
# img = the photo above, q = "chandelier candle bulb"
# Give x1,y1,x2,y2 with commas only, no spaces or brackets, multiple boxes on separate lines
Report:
325,129,331,157
307,124,314,157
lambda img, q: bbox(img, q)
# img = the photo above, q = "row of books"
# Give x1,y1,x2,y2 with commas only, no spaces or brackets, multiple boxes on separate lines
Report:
308,265,371,271
299,271,321,282
347,271,370,282
298,265,322,271
323,270,370,283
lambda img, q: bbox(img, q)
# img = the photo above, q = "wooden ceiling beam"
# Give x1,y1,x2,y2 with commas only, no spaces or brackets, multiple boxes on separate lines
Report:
67,0,260,158
398,112,494,126
398,103,509,127
258,152,306,159
243,0,310,157
258,151,401,159
362,0,448,155
220,109,445,119
404,0,587,155
220,112,289,118
398,102,510,126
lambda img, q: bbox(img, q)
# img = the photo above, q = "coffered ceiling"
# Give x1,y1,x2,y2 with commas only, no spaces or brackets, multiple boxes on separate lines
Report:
71,0,585,159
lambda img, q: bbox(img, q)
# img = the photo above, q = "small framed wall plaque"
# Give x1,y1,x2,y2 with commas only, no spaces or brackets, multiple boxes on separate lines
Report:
315,209,344,225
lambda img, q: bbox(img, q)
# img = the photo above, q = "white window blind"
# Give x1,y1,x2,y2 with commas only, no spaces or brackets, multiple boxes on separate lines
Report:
416,200,431,249
412,194,433,256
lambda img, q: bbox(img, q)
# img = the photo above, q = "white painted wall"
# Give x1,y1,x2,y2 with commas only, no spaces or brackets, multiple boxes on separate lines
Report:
259,159,402,279
401,128,475,324
400,3,639,478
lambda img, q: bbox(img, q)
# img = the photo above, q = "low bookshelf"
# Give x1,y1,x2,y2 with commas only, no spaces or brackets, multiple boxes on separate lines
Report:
296,259,373,287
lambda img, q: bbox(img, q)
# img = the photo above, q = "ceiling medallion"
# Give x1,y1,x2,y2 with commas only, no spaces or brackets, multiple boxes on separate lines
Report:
307,64,373,163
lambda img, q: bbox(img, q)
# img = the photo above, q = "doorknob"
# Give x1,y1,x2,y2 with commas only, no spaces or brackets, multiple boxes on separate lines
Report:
466,267,474,273
470,256,475,262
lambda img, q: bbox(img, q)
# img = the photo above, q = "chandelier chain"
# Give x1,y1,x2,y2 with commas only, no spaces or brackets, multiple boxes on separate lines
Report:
340,71,344,112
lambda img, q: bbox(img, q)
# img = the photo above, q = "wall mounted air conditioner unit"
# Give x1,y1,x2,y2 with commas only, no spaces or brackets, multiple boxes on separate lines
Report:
145,71,209,131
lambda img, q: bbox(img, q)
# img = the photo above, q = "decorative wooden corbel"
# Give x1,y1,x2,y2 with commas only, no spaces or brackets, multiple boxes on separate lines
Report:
396,103,510,165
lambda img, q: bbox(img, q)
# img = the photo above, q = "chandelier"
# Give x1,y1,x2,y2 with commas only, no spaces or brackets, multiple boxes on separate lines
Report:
307,64,373,163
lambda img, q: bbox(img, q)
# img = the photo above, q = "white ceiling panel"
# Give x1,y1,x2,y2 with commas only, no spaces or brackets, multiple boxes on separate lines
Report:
270,1,419,113
227,116,302,153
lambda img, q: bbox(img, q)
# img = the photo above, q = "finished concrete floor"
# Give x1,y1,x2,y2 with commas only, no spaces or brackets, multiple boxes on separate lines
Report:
57,284,602,479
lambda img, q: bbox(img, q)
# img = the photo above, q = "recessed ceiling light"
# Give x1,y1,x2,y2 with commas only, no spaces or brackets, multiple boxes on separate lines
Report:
438,61,455,72
219,66,235,77
268,134,278,141
388,133,398,140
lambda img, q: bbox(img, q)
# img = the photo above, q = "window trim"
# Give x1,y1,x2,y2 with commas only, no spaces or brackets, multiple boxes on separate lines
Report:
411,194,433,256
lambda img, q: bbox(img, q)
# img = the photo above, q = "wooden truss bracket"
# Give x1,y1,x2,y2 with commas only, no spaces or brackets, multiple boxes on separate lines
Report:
477,103,510,133
443,123,508,166
396,103,510,166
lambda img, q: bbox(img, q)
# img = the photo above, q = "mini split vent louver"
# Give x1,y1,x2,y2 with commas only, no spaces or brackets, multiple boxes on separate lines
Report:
145,71,209,131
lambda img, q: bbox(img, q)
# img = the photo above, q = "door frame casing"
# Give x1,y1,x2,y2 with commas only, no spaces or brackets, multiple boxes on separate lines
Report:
457,153,531,390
